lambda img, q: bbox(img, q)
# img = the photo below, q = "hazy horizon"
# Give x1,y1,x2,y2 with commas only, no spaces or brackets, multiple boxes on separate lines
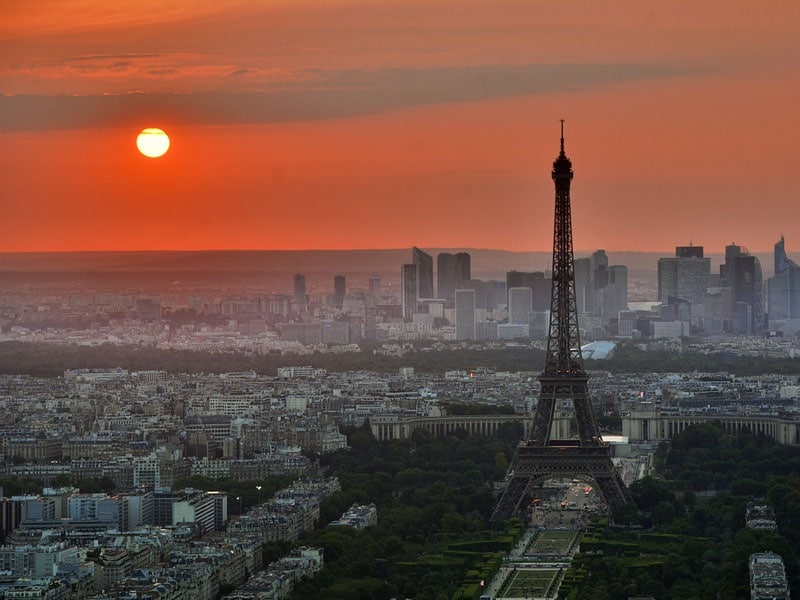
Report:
0,247,795,280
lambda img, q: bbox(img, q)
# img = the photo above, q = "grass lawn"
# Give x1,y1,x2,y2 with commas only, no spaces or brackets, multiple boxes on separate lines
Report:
497,568,561,599
527,530,579,555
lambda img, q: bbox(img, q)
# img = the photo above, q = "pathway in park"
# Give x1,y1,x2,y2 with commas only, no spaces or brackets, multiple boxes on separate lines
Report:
481,522,581,600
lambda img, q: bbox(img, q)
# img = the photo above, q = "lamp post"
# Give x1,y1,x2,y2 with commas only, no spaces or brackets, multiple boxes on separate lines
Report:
236,495,242,515
256,485,262,504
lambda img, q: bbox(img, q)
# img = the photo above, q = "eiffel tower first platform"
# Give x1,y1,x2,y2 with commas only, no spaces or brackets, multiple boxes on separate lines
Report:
492,122,632,522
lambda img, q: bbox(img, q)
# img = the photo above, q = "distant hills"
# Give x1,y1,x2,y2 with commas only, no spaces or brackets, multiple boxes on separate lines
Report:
0,248,788,278
0,248,710,274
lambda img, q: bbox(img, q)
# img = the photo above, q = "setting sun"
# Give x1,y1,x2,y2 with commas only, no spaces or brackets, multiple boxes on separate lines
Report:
136,128,170,158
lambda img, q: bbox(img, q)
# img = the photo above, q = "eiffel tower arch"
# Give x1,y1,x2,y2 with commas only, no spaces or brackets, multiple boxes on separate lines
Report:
492,122,632,522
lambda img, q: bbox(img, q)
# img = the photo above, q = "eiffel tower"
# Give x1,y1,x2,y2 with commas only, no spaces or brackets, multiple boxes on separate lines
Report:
492,122,631,521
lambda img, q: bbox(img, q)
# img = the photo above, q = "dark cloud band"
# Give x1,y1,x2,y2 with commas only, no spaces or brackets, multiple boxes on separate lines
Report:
0,62,690,131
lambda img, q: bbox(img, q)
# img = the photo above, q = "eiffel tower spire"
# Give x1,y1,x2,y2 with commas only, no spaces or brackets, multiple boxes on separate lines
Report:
492,123,631,522
544,119,582,378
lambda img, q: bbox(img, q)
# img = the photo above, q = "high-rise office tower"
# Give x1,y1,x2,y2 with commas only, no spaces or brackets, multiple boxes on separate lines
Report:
584,249,628,321
591,250,608,290
437,253,457,300
333,275,345,308
508,287,534,325
455,289,476,340
603,265,628,321
721,244,764,334
719,244,741,287
506,270,538,291
585,250,627,321
574,252,609,316
485,280,507,311
657,246,710,306
401,264,417,319
437,252,471,300
412,247,434,299
293,274,307,303
506,271,550,312
768,236,800,321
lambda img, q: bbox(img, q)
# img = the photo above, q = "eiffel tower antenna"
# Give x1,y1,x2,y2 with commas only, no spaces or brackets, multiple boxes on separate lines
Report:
492,122,631,521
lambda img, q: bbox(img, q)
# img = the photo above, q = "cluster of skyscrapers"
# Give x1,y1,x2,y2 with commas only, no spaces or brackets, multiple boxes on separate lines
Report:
401,247,471,319
657,237,800,336
394,237,798,342
281,237,797,345
396,247,627,342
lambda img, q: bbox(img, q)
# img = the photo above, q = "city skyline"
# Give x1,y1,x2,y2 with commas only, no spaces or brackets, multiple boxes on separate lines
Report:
1,1,799,253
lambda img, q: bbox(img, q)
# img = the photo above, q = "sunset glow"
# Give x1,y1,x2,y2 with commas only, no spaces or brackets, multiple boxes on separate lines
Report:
1,1,799,253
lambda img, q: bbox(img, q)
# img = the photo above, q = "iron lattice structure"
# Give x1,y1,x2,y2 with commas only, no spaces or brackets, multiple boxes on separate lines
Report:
492,123,631,521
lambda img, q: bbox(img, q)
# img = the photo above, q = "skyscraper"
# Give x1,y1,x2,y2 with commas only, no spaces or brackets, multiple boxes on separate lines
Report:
603,265,628,321
437,252,471,300
506,271,550,312
506,270,538,292
412,247,434,299
401,264,417,319
508,287,533,325
721,244,764,334
333,275,345,308
768,236,800,321
575,252,626,321
293,274,307,304
455,289,476,340
591,250,608,290
657,246,710,306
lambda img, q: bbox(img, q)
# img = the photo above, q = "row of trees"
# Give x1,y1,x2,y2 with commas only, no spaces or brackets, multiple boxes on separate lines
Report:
598,342,800,376
4,338,800,378
0,341,547,377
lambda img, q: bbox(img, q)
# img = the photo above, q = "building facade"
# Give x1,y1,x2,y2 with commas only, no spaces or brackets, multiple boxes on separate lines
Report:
437,252,471,301
768,236,800,325
657,246,710,307
454,289,476,340
412,247,434,300
508,287,533,325
401,263,417,319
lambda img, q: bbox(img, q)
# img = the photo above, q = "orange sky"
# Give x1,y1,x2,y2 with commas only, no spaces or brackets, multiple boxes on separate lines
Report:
1,1,799,253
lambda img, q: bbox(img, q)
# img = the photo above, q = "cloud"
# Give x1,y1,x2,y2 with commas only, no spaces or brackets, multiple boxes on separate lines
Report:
0,62,694,132
60,53,166,62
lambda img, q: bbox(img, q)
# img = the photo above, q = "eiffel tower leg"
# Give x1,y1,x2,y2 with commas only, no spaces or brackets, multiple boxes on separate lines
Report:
592,463,631,513
492,475,533,522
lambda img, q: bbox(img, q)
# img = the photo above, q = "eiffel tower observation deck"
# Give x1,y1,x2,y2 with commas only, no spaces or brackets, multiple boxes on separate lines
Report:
492,122,631,522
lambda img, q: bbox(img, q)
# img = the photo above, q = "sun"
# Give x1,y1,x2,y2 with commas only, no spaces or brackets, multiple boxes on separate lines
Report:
136,128,170,158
